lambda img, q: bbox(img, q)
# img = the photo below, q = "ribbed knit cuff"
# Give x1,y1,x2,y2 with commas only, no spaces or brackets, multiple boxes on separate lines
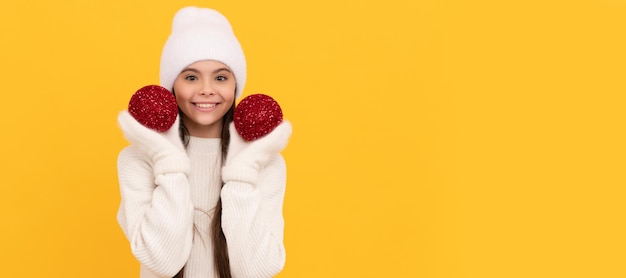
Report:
153,152,190,177
222,163,259,185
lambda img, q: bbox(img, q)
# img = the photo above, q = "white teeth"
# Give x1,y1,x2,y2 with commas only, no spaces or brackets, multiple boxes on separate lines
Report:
196,103,216,108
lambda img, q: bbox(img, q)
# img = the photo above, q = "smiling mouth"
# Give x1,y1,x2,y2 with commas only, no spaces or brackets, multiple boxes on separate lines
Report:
195,103,216,108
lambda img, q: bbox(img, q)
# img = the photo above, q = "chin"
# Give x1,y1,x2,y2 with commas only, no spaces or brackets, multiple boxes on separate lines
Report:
200,119,223,128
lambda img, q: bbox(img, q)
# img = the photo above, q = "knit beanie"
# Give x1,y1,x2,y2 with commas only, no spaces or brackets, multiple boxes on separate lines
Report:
159,6,246,99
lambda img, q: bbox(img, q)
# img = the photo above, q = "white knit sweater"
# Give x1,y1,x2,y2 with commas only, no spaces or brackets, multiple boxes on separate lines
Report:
117,136,286,278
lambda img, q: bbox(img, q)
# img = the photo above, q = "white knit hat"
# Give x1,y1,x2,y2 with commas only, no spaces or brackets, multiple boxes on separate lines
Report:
159,6,246,99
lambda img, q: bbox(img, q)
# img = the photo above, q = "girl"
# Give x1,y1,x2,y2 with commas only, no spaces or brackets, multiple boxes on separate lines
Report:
116,6,292,278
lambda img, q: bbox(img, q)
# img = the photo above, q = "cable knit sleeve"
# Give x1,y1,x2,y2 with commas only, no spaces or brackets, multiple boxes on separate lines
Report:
220,154,287,278
116,146,195,277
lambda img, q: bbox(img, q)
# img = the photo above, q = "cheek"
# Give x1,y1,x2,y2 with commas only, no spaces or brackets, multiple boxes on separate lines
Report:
219,85,236,105
224,94,235,107
173,85,192,103
172,78,195,98
173,89,183,103
174,94,184,107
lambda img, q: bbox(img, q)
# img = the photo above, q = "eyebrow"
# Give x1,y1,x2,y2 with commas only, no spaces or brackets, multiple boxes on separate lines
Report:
180,67,233,74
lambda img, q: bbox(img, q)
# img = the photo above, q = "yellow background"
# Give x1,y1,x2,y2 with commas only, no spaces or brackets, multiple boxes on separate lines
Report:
1,0,625,277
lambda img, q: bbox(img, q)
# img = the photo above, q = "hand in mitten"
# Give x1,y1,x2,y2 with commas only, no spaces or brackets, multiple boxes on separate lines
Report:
118,111,189,176
222,120,292,184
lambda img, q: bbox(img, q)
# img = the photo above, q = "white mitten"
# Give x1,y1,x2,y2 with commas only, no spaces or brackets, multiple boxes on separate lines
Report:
118,111,190,176
222,121,292,184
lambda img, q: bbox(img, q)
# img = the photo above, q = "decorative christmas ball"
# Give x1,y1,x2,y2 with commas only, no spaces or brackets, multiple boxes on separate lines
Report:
128,85,178,132
234,94,283,141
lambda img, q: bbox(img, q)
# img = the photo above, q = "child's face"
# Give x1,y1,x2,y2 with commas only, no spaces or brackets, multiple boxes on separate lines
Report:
173,60,236,138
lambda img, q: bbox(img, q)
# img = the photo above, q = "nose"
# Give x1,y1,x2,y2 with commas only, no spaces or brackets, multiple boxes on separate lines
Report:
199,77,219,96
199,84,215,96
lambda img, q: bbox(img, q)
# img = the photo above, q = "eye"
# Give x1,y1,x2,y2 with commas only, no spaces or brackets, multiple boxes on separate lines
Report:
216,76,228,81
184,75,198,81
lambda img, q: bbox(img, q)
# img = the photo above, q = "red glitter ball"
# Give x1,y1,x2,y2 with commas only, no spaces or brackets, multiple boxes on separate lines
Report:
128,85,178,133
234,94,284,141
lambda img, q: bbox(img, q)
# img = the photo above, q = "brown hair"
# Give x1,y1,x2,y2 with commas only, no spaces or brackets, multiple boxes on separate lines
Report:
174,100,235,278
